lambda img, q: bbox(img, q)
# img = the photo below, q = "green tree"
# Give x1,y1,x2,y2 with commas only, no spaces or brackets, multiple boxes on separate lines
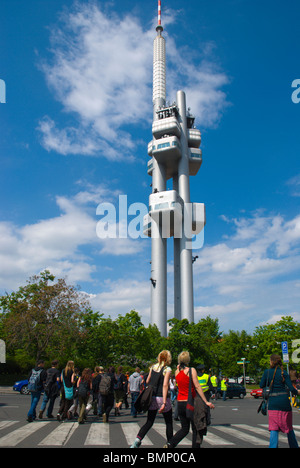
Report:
75,310,166,370
218,329,253,377
167,317,221,370
0,271,91,366
252,316,300,370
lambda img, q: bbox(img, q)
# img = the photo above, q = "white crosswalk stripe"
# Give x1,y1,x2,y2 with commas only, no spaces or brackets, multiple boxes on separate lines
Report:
121,423,154,447
85,421,110,446
0,420,19,431
0,421,50,447
232,424,271,438
154,422,190,446
212,424,268,445
0,420,274,447
203,432,234,446
39,422,78,446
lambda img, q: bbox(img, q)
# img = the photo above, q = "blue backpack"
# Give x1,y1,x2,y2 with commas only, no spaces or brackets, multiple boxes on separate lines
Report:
28,368,43,392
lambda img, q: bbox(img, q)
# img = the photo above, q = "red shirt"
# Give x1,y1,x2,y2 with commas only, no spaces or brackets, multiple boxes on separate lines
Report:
176,369,196,401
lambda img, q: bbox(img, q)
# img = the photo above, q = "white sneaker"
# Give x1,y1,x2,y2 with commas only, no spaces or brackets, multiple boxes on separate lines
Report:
130,438,141,448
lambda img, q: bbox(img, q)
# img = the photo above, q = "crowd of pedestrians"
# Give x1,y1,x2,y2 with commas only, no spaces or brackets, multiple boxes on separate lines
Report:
25,351,300,448
27,361,142,425
25,350,215,448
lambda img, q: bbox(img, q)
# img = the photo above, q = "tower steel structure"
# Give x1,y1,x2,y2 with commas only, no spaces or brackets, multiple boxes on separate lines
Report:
143,1,205,336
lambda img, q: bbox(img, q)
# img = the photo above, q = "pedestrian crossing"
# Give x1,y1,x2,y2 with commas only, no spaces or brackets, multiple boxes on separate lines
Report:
0,419,299,447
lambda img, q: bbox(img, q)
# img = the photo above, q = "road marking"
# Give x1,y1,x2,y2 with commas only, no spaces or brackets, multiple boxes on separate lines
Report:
39,422,77,446
1,420,294,447
213,425,268,445
0,421,50,447
121,422,153,447
204,432,235,446
0,421,19,431
155,422,190,446
85,422,110,445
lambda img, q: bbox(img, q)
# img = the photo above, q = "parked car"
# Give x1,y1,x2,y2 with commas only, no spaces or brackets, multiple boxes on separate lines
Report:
250,388,263,399
13,379,30,395
216,383,246,399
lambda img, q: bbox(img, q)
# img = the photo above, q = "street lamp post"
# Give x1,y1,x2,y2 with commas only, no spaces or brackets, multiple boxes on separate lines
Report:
241,358,246,390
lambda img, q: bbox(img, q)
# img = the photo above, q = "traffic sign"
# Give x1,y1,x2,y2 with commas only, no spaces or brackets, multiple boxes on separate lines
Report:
281,341,289,363
281,341,288,353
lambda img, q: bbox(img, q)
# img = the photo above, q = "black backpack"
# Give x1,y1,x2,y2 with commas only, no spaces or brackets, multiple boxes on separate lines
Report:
114,374,125,391
44,368,59,397
78,380,90,398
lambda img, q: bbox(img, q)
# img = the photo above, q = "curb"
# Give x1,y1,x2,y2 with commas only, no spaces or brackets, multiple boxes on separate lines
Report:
0,387,15,395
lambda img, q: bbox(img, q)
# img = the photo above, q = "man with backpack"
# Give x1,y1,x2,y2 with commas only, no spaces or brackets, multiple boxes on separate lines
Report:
38,360,60,419
100,367,115,423
27,360,47,422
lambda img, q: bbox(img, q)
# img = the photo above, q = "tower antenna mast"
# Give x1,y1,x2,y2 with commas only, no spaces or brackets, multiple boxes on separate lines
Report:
158,0,162,26
156,0,163,33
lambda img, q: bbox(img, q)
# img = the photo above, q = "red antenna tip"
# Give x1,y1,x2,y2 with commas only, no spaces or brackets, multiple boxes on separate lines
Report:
158,0,162,26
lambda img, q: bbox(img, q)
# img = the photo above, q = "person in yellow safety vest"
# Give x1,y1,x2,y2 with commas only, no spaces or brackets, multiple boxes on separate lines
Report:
221,377,228,401
210,373,218,400
197,365,215,401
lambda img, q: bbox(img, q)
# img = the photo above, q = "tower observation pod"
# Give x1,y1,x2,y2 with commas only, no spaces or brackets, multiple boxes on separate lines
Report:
146,1,206,336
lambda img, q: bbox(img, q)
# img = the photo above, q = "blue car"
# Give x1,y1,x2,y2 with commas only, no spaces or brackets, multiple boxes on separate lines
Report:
13,379,30,395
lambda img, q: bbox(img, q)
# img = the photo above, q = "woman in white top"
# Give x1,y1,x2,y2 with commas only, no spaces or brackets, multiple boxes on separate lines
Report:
130,350,173,448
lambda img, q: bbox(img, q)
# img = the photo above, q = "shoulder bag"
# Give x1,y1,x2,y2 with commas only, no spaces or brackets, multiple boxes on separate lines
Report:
186,368,195,421
62,371,74,400
257,366,277,416
134,366,165,413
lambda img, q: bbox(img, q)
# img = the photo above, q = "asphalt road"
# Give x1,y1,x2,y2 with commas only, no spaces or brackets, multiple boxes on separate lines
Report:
1,391,300,449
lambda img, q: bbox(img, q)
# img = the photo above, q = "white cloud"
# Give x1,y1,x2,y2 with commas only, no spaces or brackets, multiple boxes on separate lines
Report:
195,301,252,318
89,279,150,320
193,211,300,330
37,2,229,157
98,237,144,256
0,183,146,293
286,173,300,197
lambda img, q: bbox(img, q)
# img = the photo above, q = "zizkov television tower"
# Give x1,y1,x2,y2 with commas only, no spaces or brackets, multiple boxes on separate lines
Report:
144,1,205,336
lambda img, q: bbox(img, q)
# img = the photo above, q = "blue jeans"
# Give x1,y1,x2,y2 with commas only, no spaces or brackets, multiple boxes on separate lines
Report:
170,389,177,404
40,392,56,417
27,391,42,420
269,430,299,448
131,392,140,416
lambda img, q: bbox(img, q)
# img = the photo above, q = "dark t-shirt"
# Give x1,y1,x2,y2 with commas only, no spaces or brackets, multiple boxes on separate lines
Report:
62,369,74,388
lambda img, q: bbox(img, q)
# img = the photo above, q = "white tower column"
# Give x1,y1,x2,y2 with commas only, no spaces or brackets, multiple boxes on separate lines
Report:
173,174,181,320
150,19,168,336
177,90,194,323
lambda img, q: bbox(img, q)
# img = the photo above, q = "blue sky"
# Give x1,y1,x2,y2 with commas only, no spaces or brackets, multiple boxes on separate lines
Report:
1,0,300,333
